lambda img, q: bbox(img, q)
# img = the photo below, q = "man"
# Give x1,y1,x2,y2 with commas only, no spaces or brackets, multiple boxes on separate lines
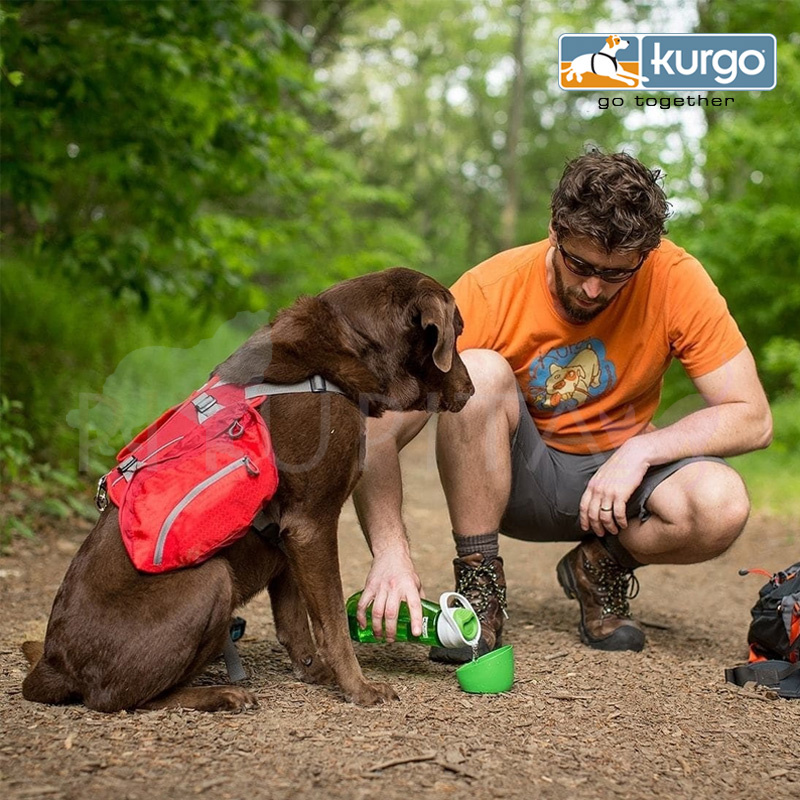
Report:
352,151,772,661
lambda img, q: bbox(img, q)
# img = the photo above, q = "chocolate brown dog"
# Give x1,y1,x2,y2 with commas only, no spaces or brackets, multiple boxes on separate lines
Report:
22,268,474,712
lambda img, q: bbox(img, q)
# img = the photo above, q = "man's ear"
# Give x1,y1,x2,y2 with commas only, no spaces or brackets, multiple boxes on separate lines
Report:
548,222,558,248
416,284,454,373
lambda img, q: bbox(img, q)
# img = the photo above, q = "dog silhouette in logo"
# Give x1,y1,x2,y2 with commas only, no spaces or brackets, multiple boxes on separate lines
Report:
539,345,602,409
561,34,648,88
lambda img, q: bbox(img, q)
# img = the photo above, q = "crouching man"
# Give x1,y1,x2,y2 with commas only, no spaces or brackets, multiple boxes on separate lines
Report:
353,151,772,660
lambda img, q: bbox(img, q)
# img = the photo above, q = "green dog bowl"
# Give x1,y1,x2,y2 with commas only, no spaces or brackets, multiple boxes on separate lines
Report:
456,645,514,694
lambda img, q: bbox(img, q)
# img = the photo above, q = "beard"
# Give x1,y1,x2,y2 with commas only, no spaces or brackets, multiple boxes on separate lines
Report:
553,265,614,323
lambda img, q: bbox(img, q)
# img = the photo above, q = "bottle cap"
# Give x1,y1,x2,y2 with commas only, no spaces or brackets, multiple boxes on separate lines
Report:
452,608,479,641
436,592,481,648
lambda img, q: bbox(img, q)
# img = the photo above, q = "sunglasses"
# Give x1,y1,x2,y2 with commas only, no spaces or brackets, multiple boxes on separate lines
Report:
558,244,646,284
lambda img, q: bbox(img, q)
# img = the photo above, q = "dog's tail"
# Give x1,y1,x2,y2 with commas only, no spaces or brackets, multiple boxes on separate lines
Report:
21,640,44,668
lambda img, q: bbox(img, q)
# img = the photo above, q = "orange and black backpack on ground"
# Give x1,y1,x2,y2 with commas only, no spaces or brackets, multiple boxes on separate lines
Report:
725,562,800,699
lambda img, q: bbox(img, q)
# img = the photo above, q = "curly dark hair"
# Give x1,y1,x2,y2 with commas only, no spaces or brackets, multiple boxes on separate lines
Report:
550,151,670,254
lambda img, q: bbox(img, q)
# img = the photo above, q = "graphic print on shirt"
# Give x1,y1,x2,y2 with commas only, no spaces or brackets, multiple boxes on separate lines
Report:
529,339,616,413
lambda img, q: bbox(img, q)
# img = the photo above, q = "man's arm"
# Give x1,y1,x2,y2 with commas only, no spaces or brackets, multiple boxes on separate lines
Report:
351,409,431,641
580,347,773,535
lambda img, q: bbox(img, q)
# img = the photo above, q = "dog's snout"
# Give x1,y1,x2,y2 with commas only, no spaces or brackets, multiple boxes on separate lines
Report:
445,390,473,413
441,366,474,412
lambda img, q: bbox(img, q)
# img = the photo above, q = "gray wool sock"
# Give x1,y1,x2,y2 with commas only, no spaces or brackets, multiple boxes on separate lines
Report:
454,529,500,562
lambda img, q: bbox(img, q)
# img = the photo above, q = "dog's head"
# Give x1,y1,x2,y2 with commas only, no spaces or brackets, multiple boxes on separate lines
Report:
318,267,475,415
217,268,474,417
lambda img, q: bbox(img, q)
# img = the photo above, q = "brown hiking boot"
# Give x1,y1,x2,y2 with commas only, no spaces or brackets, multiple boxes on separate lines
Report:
556,536,645,652
429,553,508,664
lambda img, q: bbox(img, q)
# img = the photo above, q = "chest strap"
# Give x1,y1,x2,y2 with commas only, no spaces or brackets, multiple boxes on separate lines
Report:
242,374,346,400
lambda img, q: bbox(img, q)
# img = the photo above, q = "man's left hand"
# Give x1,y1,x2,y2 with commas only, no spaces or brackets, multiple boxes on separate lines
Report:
579,438,651,536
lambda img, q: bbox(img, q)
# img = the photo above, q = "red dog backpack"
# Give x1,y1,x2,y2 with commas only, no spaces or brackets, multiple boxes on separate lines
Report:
96,377,280,573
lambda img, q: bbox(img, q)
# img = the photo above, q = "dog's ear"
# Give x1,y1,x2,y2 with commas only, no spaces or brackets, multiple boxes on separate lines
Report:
416,282,455,373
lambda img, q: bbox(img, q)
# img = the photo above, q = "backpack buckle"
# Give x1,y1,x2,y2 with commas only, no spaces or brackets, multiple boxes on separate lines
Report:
192,393,224,422
95,475,109,512
119,454,140,480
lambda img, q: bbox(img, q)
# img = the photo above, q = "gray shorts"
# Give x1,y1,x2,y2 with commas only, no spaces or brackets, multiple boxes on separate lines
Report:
500,388,727,542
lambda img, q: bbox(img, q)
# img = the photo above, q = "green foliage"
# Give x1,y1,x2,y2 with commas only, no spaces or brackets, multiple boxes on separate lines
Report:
0,394,33,483
0,254,264,470
730,392,800,517
732,448,800,519
0,0,419,314
765,390,800,455
762,337,800,395
0,0,430,477
1,1,290,308
2,511,36,554
675,0,800,396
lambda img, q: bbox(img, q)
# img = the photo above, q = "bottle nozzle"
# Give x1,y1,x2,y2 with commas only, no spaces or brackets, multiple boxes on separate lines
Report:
436,592,481,648
452,608,479,641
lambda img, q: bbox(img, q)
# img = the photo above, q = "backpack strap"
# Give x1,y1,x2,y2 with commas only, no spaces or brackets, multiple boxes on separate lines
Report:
223,617,248,683
223,633,248,683
725,659,800,698
191,376,346,423
242,375,347,400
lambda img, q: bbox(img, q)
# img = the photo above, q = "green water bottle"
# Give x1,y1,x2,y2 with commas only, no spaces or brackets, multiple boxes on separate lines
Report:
346,591,481,649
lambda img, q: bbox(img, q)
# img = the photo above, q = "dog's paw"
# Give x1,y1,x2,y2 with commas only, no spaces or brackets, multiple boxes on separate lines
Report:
216,687,260,712
294,656,336,686
345,680,399,707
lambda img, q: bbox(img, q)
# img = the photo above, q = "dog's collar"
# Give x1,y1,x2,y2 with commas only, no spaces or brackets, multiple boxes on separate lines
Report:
591,52,618,72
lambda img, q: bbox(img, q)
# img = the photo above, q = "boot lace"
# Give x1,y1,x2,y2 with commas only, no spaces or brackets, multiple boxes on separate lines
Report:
584,555,640,618
455,562,508,618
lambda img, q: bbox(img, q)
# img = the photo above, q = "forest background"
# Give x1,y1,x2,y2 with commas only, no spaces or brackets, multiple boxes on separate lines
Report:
1,0,798,546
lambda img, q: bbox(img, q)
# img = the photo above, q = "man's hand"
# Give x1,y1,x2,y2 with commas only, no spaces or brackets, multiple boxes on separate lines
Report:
580,437,651,536
356,549,425,643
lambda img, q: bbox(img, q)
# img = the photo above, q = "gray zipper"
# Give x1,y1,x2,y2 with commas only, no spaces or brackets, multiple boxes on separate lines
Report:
152,456,253,566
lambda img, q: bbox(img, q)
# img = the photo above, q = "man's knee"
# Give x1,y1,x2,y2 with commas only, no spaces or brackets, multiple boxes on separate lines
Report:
437,350,520,466
461,350,516,392
458,350,519,419
682,465,750,555
644,462,750,562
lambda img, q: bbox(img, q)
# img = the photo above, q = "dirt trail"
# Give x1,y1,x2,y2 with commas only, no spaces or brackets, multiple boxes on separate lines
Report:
2,426,799,800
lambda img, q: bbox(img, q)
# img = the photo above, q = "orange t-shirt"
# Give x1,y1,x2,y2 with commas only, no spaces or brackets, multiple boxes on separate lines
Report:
450,239,747,454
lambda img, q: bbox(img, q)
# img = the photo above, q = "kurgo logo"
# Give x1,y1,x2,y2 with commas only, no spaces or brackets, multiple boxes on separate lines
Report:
559,33,776,91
